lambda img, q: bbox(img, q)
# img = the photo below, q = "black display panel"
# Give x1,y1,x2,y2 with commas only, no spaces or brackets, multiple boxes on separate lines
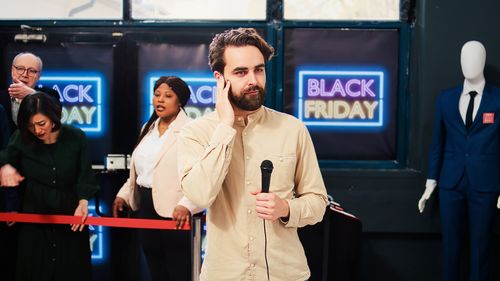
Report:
284,28,400,160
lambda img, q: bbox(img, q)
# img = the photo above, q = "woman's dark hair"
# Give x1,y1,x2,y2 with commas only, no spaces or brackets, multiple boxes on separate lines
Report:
17,92,62,144
135,76,191,146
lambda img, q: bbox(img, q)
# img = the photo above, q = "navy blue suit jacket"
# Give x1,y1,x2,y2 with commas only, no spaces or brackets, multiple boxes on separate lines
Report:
428,84,500,192
0,104,8,148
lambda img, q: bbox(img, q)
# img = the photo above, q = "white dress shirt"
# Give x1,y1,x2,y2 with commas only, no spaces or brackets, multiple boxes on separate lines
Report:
11,97,20,124
458,80,485,124
133,118,169,188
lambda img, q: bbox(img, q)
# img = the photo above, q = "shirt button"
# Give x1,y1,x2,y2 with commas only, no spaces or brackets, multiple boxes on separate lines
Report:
52,243,56,247
247,209,252,214
279,157,283,162
245,156,249,160
52,180,56,184
251,263,255,268
51,258,56,262
52,167,56,171
250,236,254,241
247,181,250,185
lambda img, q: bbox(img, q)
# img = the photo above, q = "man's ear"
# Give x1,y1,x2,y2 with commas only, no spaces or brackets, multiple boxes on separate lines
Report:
214,71,224,80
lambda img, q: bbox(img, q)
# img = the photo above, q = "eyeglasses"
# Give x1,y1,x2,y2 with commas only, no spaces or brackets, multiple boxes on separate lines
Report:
12,65,40,77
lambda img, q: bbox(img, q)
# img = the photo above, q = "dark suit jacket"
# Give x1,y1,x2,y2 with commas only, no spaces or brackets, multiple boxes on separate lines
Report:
0,104,8,148
0,86,60,133
428,84,500,192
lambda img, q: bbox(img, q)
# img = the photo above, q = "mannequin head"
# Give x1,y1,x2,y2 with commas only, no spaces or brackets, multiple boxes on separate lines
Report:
460,41,486,81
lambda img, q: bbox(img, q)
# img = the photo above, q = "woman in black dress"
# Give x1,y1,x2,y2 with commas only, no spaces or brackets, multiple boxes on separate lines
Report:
0,92,99,281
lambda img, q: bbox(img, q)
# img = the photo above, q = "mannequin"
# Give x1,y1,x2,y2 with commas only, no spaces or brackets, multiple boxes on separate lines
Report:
419,41,500,212
419,40,500,281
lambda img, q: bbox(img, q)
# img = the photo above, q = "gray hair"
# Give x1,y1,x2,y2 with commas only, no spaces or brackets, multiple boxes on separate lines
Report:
12,52,43,71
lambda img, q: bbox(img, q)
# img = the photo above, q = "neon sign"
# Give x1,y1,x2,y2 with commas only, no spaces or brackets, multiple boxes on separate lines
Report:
144,72,215,122
39,71,106,136
297,68,386,128
88,204,106,262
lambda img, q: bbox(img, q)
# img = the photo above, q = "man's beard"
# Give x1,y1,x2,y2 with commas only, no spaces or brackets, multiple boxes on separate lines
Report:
229,85,266,111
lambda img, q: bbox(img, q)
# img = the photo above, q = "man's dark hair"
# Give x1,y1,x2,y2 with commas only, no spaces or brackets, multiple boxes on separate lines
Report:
208,28,275,74
17,92,62,144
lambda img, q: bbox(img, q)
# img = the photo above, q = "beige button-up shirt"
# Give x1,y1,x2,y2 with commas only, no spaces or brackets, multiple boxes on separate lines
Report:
178,106,328,281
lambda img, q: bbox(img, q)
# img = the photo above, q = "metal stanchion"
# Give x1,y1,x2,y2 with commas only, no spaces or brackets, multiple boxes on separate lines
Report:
191,214,203,281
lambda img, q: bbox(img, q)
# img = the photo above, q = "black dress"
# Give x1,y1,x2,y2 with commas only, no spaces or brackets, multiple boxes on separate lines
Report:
0,125,99,281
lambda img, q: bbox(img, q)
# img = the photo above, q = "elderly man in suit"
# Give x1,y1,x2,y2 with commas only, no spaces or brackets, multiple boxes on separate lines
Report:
0,52,60,133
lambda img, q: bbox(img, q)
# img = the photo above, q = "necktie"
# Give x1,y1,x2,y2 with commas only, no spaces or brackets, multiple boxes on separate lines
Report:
465,91,478,130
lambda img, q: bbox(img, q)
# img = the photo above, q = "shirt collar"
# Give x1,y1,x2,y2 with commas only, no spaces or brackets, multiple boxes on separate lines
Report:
462,79,486,97
234,106,265,127
169,109,188,131
151,118,161,136
149,109,189,135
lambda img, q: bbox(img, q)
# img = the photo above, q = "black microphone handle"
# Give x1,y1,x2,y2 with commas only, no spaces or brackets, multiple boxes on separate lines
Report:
261,172,271,193
260,159,273,193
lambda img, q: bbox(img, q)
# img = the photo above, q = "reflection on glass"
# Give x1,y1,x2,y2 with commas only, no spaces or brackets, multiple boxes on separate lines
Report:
0,0,122,20
132,0,266,20
284,0,399,21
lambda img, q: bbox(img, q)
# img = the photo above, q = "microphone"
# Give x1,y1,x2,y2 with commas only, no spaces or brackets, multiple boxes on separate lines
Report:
260,160,273,193
260,160,273,281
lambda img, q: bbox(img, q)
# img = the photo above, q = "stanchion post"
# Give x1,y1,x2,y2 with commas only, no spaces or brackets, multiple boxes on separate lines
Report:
191,215,202,281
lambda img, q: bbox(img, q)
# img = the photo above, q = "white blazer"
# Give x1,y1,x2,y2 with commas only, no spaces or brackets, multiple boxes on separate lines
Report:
116,110,203,218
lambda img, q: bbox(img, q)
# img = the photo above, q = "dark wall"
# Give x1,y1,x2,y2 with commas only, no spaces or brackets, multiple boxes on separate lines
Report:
321,1,500,280
411,0,500,172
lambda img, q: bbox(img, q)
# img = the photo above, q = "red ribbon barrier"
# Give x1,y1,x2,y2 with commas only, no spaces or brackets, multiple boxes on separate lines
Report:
0,212,190,230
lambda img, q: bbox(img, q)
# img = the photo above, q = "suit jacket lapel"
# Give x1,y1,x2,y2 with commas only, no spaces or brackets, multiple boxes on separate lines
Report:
448,88,467,135
152,110,189,168
0,91,15,132
153,130,175,168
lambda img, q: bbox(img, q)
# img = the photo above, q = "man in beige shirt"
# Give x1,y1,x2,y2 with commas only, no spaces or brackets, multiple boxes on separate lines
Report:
178,28,328,281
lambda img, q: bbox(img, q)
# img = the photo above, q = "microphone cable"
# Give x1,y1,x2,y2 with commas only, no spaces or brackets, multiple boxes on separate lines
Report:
263,219,270,281
259,160,273,281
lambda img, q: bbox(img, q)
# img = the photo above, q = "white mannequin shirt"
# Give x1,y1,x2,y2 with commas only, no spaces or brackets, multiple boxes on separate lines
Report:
459,80,485,123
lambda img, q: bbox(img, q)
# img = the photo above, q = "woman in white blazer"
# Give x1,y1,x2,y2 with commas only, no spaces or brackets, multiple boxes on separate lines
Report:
112,76,202,281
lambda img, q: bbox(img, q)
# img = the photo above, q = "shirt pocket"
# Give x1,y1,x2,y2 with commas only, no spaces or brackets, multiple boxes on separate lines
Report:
267,153,297,196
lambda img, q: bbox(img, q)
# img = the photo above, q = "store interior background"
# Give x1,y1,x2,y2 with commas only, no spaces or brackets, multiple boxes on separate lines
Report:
1,1,500,280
